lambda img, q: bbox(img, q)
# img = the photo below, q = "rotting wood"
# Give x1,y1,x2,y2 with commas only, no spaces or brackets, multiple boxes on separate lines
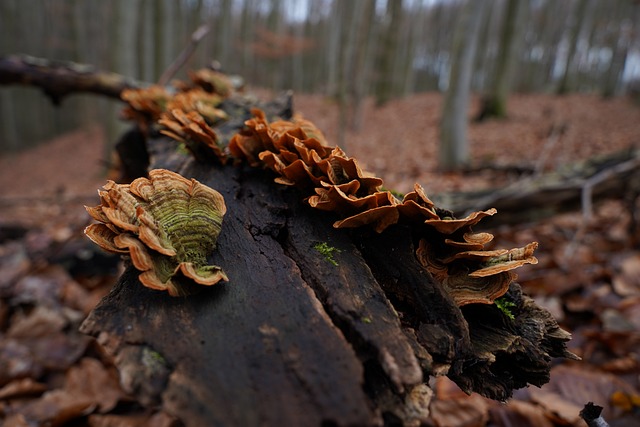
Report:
82,135,570,425
81,136,575,425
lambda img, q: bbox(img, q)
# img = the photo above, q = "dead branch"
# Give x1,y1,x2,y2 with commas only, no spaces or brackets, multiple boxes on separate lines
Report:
438,147,640,226
581,156,640,220
0,54,143,104
158,24,211,86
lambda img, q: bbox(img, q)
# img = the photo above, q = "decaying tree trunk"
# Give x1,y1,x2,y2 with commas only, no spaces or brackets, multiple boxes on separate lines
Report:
2,55,576,426
80,109,574,426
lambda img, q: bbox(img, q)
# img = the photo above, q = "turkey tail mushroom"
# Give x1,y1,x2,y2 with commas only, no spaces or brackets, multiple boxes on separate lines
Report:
84,169,228,297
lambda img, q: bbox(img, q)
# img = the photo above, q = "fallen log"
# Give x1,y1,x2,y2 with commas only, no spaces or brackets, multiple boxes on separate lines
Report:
435,148,640,226
79,97,575,425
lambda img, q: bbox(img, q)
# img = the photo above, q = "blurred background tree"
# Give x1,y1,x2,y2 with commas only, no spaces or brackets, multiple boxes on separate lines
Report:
1,0,639,166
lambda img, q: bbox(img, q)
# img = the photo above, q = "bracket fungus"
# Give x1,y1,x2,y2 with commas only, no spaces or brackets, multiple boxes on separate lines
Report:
158,108,227,163
223,109,541,306
117,89,541,308
84,169,228,297
121,85,171,130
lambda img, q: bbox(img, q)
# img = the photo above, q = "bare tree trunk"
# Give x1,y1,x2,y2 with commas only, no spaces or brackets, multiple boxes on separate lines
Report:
375,0,403,106
478,0,527,120
350,0,376,131
216,0,233,68
602,0,634,98
335,1,371,148
439,0,488,171
557,0,589,95
472,0,497,92
138,0,155,82
105,0,140,165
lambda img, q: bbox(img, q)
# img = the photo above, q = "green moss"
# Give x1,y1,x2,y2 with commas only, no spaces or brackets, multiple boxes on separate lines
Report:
495,297,516,320
142,346,167,369
381,187,404,200
176,142,190,155
314,242,341,267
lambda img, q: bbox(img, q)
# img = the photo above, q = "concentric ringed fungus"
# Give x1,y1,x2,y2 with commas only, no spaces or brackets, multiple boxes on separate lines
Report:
84,169,228,297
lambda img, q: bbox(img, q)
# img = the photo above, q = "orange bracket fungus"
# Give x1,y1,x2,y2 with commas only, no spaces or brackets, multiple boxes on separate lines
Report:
225,108,539,306
115,75,540,308
84,169,228,296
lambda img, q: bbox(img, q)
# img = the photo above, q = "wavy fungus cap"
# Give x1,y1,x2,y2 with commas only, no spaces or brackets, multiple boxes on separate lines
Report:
417,238,538,306
158,109,227,164
120,85,171,128
189,69,234,97
84,169,228,297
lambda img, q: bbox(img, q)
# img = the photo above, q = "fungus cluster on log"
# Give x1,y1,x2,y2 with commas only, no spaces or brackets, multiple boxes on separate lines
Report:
77,66,576,425
98,78,540,307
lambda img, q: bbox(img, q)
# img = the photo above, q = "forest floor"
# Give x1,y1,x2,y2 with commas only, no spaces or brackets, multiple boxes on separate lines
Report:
1,92,639,426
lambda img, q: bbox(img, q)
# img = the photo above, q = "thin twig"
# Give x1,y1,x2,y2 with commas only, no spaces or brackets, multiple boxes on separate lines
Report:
563,157,640,261
158,24,211,86
581,157,640,221
534,122,566,178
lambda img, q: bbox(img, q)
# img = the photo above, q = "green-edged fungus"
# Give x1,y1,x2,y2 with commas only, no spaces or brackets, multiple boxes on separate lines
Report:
84,169,228,297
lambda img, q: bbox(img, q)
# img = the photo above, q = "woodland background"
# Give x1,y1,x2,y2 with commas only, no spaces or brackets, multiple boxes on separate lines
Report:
1,0,640,426
1,0,639,155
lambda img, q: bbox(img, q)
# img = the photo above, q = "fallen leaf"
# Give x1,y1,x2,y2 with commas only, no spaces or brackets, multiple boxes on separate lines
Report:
429,377,490,427
11,264,74,307
65,358,130,413
14,389,95,427
7,306,68,339
0,241,30,294
530,364,640,421
0,378,47,400
488,399,554,427
611,253,640,297
28,332,91,371
0,339,43,387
